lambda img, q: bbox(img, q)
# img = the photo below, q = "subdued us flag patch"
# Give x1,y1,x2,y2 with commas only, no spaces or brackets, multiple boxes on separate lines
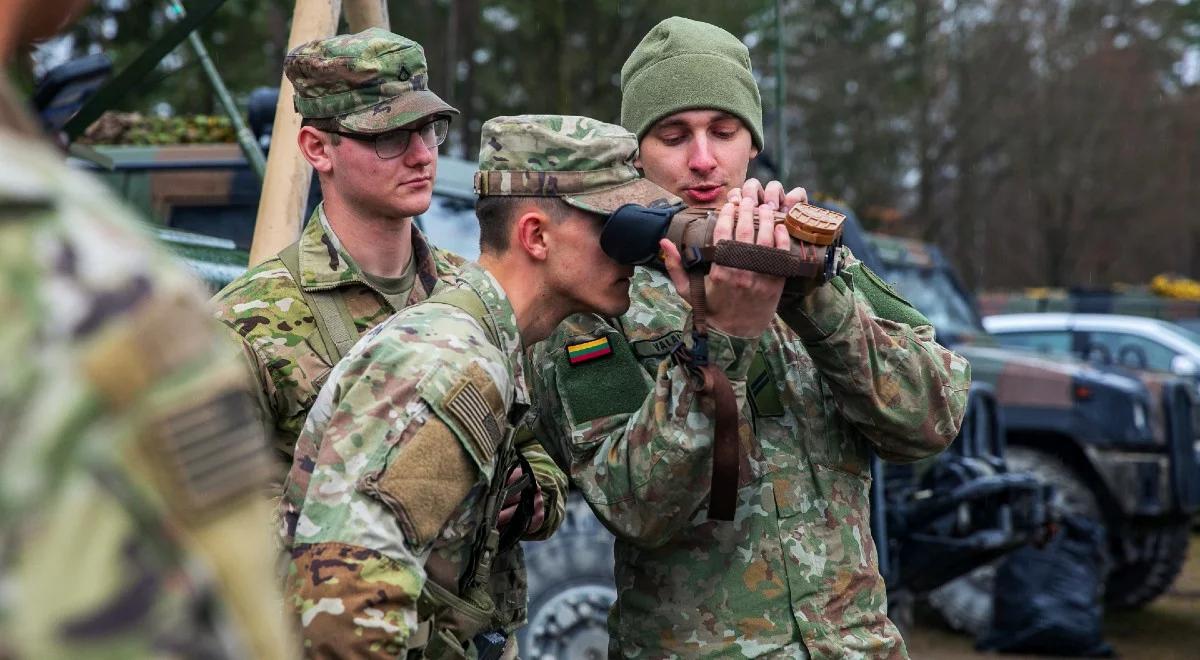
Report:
148,388,272,519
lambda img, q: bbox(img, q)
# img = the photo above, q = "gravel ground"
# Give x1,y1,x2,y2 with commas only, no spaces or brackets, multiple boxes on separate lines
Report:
905,531,1200,659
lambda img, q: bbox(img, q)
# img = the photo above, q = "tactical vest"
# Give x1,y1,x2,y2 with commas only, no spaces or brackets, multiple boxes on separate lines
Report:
278,247,522,656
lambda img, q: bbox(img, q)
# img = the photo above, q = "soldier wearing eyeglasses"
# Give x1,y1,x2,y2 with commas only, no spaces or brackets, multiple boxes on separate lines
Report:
210,29,567,637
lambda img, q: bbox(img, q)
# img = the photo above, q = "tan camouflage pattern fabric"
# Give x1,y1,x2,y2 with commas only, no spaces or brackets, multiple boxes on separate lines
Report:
476,114,678,214
286,27,457,133
211,205,565,633
282,264,551,656
529,249,972,659
211,204,464,467
0,77,293,659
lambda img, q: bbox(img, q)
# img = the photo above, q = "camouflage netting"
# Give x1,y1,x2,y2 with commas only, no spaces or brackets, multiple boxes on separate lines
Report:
81,111,236,145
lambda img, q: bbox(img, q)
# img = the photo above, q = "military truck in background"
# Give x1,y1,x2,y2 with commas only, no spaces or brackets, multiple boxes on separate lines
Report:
64,123,1061,652
869,233,1200,632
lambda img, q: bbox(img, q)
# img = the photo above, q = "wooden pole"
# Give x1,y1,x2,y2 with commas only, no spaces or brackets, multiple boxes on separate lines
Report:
247,0,341,267
343,0,389,32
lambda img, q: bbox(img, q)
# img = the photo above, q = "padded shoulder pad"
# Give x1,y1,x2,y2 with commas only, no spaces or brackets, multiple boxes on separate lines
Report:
846,262,932,328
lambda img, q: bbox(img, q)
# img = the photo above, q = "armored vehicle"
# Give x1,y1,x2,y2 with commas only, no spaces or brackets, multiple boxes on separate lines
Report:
870,233,1200,631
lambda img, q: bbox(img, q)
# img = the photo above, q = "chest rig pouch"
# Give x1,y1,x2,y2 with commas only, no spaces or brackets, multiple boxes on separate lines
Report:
413,286,527,659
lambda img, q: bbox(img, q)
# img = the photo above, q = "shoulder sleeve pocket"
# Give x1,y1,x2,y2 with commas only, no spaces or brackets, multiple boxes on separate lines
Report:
846,262,932,328
367,415,480,548
555,331,652,424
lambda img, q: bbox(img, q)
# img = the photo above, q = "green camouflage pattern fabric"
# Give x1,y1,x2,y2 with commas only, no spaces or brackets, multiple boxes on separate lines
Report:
211,204,464,467
0,78,293,659
286,27,457,133
476,114,678,214
529,247,972,659
211,205,565,634
282,264,554,656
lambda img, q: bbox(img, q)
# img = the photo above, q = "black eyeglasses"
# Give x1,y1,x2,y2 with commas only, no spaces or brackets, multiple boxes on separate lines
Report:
329,116,450,159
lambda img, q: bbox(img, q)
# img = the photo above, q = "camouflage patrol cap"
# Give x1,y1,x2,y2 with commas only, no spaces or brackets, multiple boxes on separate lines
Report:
474,115,678,215
285,27,458,134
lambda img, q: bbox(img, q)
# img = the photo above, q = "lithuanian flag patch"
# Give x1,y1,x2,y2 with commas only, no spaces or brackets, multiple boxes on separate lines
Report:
566,337,613,365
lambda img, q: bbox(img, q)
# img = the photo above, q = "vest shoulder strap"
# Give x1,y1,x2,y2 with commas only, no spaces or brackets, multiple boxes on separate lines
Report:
425,286,500,349
277,241,361,363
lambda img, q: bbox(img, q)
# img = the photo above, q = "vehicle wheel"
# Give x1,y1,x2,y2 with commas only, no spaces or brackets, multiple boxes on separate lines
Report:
1104,522,1190,609
926,446,1102,636
518,493,615,660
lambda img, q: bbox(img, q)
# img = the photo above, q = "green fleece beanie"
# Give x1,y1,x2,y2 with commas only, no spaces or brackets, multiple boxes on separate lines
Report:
621,17,764,150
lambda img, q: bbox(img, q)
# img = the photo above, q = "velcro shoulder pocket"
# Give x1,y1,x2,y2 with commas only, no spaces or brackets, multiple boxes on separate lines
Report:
370,415,480,548
555,330,651,425
845,262,932,328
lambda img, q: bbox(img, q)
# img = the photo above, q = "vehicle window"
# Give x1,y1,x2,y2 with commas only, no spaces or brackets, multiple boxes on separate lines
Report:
992,330,1073,356
1080,331,1177,372
416,194,480,260
1165,321,1200,347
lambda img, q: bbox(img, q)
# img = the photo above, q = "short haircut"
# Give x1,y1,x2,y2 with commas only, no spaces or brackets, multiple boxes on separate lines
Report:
300,118,341,145
475,196,570,254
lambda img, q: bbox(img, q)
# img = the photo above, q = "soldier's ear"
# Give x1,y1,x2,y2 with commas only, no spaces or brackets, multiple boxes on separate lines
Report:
297,126,335,174
513,208,551,262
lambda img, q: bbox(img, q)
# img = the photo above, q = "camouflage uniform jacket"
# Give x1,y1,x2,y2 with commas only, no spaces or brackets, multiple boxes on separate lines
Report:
0,76,293,658
211,204,464,463
529,250,971,659
283,263,551,657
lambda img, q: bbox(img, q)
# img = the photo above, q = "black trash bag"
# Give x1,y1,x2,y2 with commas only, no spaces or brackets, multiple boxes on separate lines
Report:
978,515,1114,657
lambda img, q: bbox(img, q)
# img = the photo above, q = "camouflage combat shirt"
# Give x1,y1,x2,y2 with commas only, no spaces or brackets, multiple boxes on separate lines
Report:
0,76,293,658
283,264,550,657
530,250,972,659
212,203,566,632
211,204,464,464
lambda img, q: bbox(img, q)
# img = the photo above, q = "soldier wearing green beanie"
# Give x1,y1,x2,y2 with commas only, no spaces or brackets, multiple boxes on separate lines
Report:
621,15,765,150
528,15,971,659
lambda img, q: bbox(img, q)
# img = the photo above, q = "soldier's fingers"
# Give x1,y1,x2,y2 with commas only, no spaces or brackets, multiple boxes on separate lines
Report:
784,186,808,209
740,178,765,204
774,221,790,250
505,465,524,486
727,187,742,204
527,492,546,533
734,196,756,243
763,180,786,210
713,202,735,243
756,203,776,246
659,239,691,298
498,505,516,527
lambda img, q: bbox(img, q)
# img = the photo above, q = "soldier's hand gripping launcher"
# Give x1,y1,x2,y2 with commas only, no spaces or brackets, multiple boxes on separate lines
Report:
599,202,846,287
597,202,846,522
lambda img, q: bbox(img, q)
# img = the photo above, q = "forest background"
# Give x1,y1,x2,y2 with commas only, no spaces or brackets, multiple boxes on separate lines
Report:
16,0,1200,290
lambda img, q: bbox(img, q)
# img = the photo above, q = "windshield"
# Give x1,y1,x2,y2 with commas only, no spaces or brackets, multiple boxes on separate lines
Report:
883,266,983,338
1163,320,1200,348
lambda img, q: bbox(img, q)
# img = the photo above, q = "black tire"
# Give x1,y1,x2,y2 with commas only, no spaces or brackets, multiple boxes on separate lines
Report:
517,493,616,660
926,446,1102,636
1104,522,1191,609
